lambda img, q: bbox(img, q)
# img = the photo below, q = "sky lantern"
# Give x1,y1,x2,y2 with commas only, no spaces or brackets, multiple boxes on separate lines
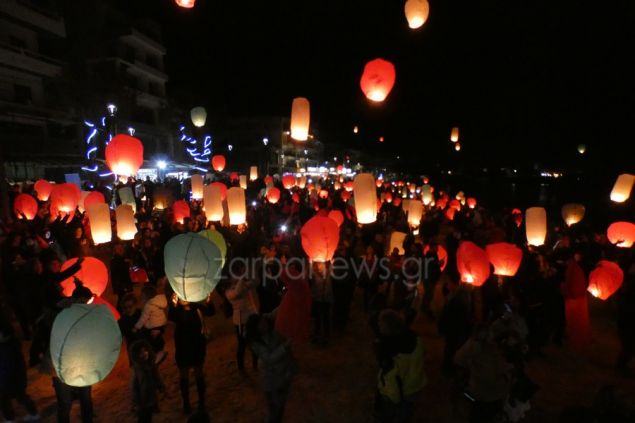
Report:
353,173,377,224
421,185,432,205
344,181,354,192
50,303,121,387
230,172,239,182
190,174,204,200
457,241,491,286
404,0,430,29
86,203,112,245
83,191,105,211
264,175,274,187
607,221,635,248
336,165,344,174
341,190,351,202
282,175,296,189
454,143,461,152
445,207,456,221
328,210,344,227
449,199,461,211
165,233,222,302
198,229,227,268
292,192,301,203
211,155,226,172
360,58,396,103
210,182,227,201
384,192,393,203
353,125,359,134
393,197,402,207
588,260,624,300
300,216,340,262
105,134,143,177
176,0,196,9
227,187,246,225
190,106,206,126
267,187,281,204
290,97,310,141
525,207,547,246
407,200,423,227
561,203,585,226
389,231,407,255
172,200,191,224
34,179,53,201
118,187,136,213
297,176,307,189
511,208,523,227
239,175,248,189
577,144,586,155
154,189,169,210
60,257,108,297
13,193,37,220
50,183,81,217
610,174,635,203
423,244,448,271
115,204,136,241
250,166,258,181
379,136,385,143
486,243,523,277
466,197,477,209
203,184,224,222
375,179,383,188
319,189,329,199
450,127,459,142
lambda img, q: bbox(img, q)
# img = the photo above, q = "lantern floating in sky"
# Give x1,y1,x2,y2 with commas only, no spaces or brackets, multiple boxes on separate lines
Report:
13,193,37,220
83,191,105,211
300,216,340,262
34,179,53,201
267,187,281,204
250,166,258,181
561,203,585,226
190,106,206,127
607,221,635,248
525,207,547,246
467,197,477,209
105,134,144,177
296,176,307,189
165,233,222,302
454,143,461,152
60,257,108,297
190,174,204,200
115,204,137,241
353,173,378,224
588,260,623,300
203,184,224,222
227,187,246,225
172,200,191,224
290,97,310,141
360,58,396,103
239,175,248,189
153,188,169,211
86,203,112,245
212,155,226,172
50,303,121,387
457,241,491,286
450,127,460,142
282,175,295,190
486,243,522,277
176,0,196,9
577,144,586,155
50,183,81,217
408,201,423,228
389,231,407,255
353,126,359,134
610,174,635,203
404,0,430,29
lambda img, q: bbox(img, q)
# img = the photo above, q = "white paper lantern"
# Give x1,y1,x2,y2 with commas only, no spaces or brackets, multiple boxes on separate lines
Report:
191,174,204,200
239,175,248,189
115,204,137,240
525,207,547,246
610,174,635,203
389,231,407,255
86,203,111,245
227,187,246,225
404,0,429,29
250,166,258,181
190,107,207,127
290,97,310,141
203,184,224,222
408,200,423,227
353,173,377,224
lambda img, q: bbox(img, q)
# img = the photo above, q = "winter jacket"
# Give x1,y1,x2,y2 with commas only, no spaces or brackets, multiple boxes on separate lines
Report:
135,295,168,330
226,279,259,326
377,334,426,404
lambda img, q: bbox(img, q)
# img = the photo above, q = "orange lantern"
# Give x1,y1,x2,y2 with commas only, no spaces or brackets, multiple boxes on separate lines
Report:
486,243,523,277
319,189,329,200
336,165,344,174
404,0,430,29
210,182,227,201
360,58,396,103
50,183,81,217
83,191,105,211
230,172,239,182
290,97,310,141
227,187,246,225
456,241,491,286
607,221,635,248
393,197,402,207
467,197,477,209
449,199,461,211
384,192,393,203
60,257,108,297
172,200,191,224
343,181,354,192
13,193,38,220
388,231,407,255
34,179,53,201
239,175,248,189
91,296,121,321
525,207,547,246
115,204,137,241
375,179,383,188
328,210,344,227
296,176,307,189
610,174,635,203
454,143,461,152
353,173,377,224
450,127,459,142
267,187,281,204
407,201,423,227
86,203,112,245
212,155,226,172
203,184,224,222
282,175,295,190
292,193,300,204
250,166,258,181
264,175,274,187
561,203,585,226
175,0,195,8
341,190,351,202
190,174,204,200
445,208,456,221
105,134,144,177
511,208,523,228
588,260,624,300
423,244,448,271
300,216,340,262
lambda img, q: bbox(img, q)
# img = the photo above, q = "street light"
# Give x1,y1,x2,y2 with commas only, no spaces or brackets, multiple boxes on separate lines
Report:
157,160,167,170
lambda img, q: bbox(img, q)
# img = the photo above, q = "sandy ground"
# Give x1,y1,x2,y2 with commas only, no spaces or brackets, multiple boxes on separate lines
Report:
16,289,635,423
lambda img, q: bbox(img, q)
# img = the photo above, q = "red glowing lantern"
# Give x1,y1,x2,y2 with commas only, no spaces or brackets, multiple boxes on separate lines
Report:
83,191,106,211
50,183,81,217
230,172,239,182
607,221,635,248
588,260,624,300
60,257,108,297
172,200,191,224
34,179,53,201
486,243,523,277
211,182,228,201
423,244,448,271
175,0,195,8
105,134,144,177
91,296,121,321
282,175,296,190
384,192,393,203
319,190,329,199
267,187,281,204
13,193,38,220
328,210,344,227
456,241,491,286
292,193,301,203
360,58,396,103
264,175,274,186
375,179,383,188
393,197,402,207
212,155,226,172
449,199,461,211
467,197,477,209
300,216,340,262
343,181,354,192
445,208,456,221
341,191,351,202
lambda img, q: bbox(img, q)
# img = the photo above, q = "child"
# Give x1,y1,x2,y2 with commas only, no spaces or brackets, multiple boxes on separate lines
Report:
134,286,168,364
130,339,164,422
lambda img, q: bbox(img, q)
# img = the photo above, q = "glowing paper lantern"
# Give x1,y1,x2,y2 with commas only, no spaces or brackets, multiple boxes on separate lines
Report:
610,174,635,203
341,190,351,202
343,181,354,192
486,243,522,277
105,134,144,177
423,244,448,271
421,185,432,205
203,184,224,222
83,191,105,211
13,193,37,220
292,193,301,203
191,174,204,200
115,204,136,241
227,187,246,225
199,229,227,268
34,179,53,201
300,216,340,262
239,175,248,189
389,231,407,255
190,106,206,127
454,143,461,152
296,176,307,189
525,207,547,246
456,241,491,286
282,175,296,189
50,303,121,387
250,166,258,181
607,221,635,248
561,203,585,226
264,175,274,187
86,203,112,245
154,189,169,210
212,155,226,172
588,260,624,300
118,187,136,213
211,182,227,201
404,0,429,29
172,200,191,224
408,201,423,227
328,210,344,227
319,189,328,200
176,0,196,9
467,197,477,209
449,199,461,211
50,183,81,216
450,127,459,142
60,257,108,297
267,187,281,204
577,144,586,155
91,296,120,321
353,173,378,224
360,58,396,103
290,97,310,141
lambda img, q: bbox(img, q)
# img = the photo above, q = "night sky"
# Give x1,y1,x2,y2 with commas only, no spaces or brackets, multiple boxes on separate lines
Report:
117,0,634,171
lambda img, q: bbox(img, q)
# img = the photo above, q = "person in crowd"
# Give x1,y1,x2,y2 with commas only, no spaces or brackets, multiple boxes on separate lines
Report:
275,258,312,345
134,286,168,364
130,339,164,422
111,243,133,306
226,262,260,371
310,261,333,345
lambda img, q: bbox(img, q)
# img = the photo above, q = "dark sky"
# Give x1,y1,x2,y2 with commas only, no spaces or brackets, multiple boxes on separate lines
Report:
117,0,634,171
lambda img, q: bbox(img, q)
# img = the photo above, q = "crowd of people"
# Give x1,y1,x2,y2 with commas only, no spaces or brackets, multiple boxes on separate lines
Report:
1,173,635,422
